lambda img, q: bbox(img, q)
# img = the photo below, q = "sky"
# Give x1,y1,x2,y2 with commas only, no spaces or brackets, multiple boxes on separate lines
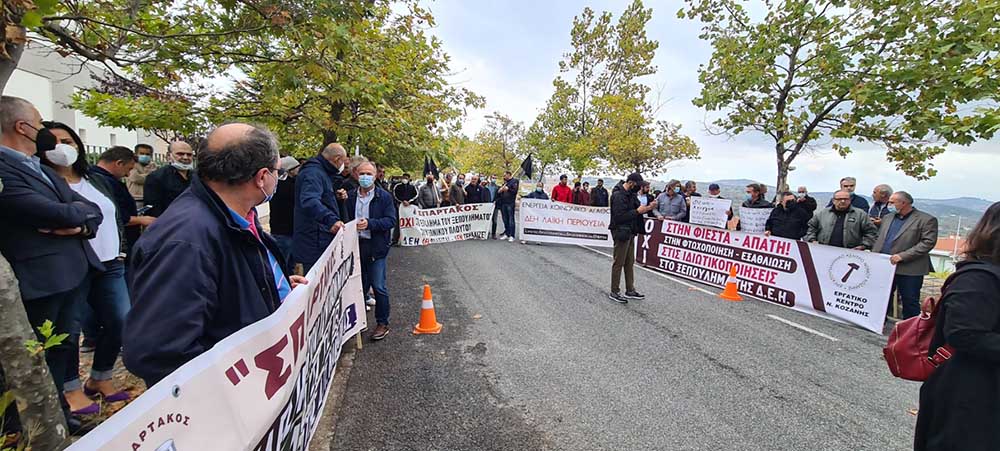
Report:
420,0,999,200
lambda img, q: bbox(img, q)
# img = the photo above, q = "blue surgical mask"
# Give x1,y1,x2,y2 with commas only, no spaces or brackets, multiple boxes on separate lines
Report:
674,187,682,194
887,205,897,214
137,154,152,165
745,194,753,201
359,174,375,188
536,187,543,193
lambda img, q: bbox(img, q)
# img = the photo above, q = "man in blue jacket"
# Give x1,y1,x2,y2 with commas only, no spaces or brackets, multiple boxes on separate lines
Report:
0,96,104,432
293,142,350,273
343,161,397,340
124,123,306,385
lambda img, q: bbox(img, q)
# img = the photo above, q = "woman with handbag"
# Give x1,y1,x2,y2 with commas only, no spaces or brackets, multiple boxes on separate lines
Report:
914,201,1000,451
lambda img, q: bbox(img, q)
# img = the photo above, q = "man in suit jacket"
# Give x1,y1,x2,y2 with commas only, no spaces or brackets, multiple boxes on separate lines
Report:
872,191,938,319
0,96,104,430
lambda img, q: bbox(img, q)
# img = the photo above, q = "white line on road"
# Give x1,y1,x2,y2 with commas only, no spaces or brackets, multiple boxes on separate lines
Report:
577,245,716,296
766,314,840,341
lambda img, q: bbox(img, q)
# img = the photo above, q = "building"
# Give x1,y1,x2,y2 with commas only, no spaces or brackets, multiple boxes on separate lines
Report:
3,40,167,158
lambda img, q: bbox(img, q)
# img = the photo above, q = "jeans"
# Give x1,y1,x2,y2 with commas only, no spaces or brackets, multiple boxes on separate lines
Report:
65,259,130,390
491,204,500,238
611,237,636,294
22,277,90,412
360,256,390,325
272,234,294,268
500,203,516,238
892,274,924,319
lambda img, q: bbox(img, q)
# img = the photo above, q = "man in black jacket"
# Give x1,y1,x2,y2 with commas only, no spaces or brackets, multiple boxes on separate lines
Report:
608,172,658,304
0,96,104,432
590,178,609,207
795,186,818,215
144,141,194,216
124,123,306,385
765,192,811,239
392,173,418,245
269,156,300,265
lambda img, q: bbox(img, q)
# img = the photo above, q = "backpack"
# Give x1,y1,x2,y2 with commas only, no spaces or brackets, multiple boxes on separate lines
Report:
882,264,992,381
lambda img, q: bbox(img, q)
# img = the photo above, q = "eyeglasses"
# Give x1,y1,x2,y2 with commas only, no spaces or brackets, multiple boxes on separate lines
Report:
269,168,288,181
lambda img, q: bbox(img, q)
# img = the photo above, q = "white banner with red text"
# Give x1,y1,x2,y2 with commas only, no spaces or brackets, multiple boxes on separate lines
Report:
69,222,367,451
398,203,494,246
636,218,893,334
518,199,613,247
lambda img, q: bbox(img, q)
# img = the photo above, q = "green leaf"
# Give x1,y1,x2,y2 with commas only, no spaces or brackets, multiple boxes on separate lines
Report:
20,11,43,28
44,333,69,350
37,320,54,339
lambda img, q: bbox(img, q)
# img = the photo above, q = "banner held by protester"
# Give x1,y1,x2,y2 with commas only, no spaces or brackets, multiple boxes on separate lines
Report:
518,199,613,247
738,207,772,234
399,203,494,246
67,222,367,451
637,218,894,333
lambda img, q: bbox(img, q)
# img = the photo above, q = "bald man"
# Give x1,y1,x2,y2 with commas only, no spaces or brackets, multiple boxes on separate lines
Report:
292,142,350,273
124,123,306,385
144,140,194,216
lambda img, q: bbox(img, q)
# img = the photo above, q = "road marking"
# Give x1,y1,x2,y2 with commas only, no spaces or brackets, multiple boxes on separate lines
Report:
766,314,840,341
577,245,716,296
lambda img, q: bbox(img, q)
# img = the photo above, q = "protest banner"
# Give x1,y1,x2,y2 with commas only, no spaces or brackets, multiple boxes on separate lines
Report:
737,207,772,234
636,219,893,334
518,199,613,247
68,222,367,451
689,197,731,229
399,203,494,246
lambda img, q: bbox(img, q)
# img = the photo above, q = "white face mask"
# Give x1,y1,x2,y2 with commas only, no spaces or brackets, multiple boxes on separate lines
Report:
171,161,194,171
45,144,79,167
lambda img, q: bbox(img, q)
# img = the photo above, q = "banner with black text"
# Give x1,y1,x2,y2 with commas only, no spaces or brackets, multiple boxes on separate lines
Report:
399,203,494,246
518,199,613,247
69,222,367,450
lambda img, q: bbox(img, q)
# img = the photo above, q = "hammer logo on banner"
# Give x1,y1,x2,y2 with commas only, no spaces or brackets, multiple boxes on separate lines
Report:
827,254,872,290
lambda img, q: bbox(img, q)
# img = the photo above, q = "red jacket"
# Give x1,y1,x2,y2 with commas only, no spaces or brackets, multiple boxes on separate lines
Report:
551,184,573,203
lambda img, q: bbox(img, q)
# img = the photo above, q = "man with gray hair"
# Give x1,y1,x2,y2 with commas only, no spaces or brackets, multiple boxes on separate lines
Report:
805,189,878,249
125,123,306,385
872,190,939,319
293,142,350,273
869,184,894,226
826,176,870,211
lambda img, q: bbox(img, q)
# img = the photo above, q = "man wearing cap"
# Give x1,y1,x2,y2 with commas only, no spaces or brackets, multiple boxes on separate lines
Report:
608,173,657,304
269,155,300,265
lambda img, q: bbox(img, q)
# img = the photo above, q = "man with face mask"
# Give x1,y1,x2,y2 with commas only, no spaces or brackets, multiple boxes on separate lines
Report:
524,181,549,200
417,173,441,209
608,172,657,304
392,173,418,245
765,192,811,239
0,96,104,434
144,141,194,217
127,143,157,210
343,162,397,340
464,174,488,204
293,142,348,273
795,186,818,215
125,123,306,385
449,173,466,205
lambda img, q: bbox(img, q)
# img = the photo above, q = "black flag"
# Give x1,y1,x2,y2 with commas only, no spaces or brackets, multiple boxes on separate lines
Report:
423,155,439,178
518,154,533,180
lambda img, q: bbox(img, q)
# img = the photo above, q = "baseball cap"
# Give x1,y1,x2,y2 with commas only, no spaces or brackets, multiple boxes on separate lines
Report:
279,156,300,172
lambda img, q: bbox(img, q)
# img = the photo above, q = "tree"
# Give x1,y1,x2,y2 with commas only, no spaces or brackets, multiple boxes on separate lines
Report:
536,0,699,178
682,0,1000,192
453,113,525,177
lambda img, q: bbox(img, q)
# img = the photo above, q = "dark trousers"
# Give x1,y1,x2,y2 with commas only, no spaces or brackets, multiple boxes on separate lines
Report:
892,274,925,319
65,260,129,390
392,201,401,244
491,204,501,238
360,254,390,325
611,237,636,294
500,203,516,238
22,278,90,415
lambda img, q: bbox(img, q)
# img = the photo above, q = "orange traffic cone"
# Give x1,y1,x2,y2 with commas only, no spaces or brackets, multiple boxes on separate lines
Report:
719,264,743,301
413,284,443,334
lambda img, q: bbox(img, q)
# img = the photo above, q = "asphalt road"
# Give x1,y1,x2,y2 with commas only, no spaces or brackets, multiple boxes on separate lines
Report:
330,239,919,451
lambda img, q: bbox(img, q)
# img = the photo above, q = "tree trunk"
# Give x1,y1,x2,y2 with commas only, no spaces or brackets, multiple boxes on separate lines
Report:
775,150,790,198
0,25,26,95
0,255,68,450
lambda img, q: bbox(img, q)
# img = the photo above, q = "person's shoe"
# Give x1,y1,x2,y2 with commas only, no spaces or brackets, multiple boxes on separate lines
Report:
498,234,507,240
508,236,515,243
608,292,628,304
365,297,377,306
372,324,390,341
84,384,131,403
623,291,646,300
70,403,100,416
68,416,96,436
520,240,526,244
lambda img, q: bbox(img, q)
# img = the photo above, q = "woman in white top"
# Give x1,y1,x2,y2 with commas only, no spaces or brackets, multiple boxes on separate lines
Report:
41,122,132,416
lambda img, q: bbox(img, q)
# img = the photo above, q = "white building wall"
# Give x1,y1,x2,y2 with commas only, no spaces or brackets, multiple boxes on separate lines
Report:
6,69,54,120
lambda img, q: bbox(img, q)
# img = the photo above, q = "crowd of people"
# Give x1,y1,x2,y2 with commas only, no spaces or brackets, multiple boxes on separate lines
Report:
1,93,997,450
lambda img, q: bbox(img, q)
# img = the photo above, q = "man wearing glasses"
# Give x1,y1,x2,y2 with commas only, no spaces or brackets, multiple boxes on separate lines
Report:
124,123,306,386
805,189,878,250
144,141,195,217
